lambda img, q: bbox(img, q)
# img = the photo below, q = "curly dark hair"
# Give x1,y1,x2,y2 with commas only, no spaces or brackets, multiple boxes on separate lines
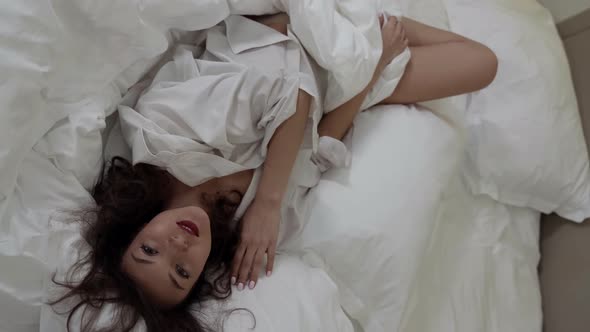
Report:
49,156,246,332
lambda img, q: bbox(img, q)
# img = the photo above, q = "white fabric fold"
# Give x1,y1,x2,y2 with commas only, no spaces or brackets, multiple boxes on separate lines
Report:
120,17,323,187
118,17,355,250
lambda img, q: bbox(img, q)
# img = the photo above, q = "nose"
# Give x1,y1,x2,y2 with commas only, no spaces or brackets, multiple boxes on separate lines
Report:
169,234,189,251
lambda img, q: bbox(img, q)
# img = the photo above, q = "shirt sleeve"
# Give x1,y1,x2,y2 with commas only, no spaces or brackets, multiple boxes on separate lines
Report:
256,72,301,158
313,135,352,172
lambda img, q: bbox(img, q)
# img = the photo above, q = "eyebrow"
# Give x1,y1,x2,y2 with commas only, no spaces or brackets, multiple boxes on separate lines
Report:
131,253,154,264
169,272,185,290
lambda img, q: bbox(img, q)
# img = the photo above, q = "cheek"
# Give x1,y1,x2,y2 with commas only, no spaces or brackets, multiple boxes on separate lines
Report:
191,244,212,274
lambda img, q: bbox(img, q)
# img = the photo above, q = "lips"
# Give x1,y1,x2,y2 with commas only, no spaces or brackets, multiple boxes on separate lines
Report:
176,220,200,237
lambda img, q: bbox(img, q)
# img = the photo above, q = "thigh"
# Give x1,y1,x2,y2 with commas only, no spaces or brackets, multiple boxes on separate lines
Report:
380,42,497,105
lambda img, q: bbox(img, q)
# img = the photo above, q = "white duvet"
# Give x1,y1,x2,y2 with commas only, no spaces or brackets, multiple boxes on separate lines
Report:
0,0,405,204
1,1,544,332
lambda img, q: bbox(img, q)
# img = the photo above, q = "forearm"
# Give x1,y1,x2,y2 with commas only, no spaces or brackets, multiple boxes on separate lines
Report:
317,74,378,140
256,90,312,204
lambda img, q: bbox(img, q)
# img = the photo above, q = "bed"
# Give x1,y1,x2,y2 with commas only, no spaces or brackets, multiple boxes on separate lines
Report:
0,0,586,332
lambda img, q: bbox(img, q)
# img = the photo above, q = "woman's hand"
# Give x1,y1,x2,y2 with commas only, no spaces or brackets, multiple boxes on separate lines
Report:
375,15,408,77
231,197,280,290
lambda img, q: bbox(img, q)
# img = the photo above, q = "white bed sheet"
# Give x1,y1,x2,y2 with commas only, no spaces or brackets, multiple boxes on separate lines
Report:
1,103,543,332
0,1,544,332
1,107,542,332
400,172,542,332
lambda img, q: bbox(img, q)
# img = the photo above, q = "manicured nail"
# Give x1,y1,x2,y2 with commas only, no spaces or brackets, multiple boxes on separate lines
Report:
231,276,236,285
237,283,244,291
266,270,272,277
248,281,256,289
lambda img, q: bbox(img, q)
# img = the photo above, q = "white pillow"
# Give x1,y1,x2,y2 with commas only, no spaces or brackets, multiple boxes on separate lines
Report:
300,104,461,331
443,0,590,221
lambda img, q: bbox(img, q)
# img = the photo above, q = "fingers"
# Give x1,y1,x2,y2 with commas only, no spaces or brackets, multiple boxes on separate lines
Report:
236,247,257,290
387,16,408,51
231,244,246,286
394,17,403,39
380,14,396,32
399,22,409,48
384,16,394,34
391,15,399,26
248,250,265,289
232,242,277,290
266,244,276,277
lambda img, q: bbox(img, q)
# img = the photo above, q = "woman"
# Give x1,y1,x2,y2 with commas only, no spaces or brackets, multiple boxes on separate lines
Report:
51,13,497,332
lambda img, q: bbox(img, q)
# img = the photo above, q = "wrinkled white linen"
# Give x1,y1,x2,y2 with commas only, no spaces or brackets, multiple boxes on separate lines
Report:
1,1,410,329
229,0,410,111
401,172,542,332
119,15,355,245
0,0,409,205
279,0,410,110
0,1,551,332
119,15,330,188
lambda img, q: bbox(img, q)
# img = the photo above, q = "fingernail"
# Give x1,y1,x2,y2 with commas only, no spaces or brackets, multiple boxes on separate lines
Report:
266,270,272,277
231,276,236,285
237,283,244,291
248,281,256,289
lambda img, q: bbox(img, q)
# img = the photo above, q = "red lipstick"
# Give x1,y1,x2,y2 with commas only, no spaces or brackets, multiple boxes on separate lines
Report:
176,220,200,237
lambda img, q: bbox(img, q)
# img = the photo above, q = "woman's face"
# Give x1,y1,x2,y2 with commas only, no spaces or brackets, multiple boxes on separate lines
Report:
121,206,212,308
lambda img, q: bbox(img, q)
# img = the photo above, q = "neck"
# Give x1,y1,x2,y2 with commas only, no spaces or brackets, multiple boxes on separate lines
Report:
166,176,219,211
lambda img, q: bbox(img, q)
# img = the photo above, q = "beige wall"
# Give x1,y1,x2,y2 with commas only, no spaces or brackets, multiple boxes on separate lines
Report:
538,0,590,22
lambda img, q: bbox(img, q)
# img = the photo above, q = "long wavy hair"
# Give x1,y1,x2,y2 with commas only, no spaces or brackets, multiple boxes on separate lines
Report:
50,156,245,332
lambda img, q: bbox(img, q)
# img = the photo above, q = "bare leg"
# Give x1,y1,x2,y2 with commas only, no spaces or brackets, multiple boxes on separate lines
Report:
318,17,497,140
381,18,497,104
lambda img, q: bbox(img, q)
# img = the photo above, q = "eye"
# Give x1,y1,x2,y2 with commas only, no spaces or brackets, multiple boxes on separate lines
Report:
176,265,190,279
141,244,159,256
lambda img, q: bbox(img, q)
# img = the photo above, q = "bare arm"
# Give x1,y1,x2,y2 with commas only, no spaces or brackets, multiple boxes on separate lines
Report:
232,17,313,289
248,15,308,207
232,90,311,290
256,91,311,204
318,75,377,140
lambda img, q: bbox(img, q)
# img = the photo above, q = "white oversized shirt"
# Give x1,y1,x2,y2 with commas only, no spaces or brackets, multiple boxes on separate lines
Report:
118,16,350,243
